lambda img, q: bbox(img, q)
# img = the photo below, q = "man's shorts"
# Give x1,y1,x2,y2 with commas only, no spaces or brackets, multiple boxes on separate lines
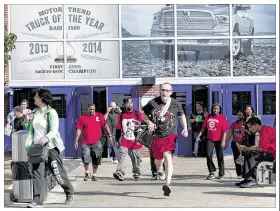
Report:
151,134,177,160
81,143,103,165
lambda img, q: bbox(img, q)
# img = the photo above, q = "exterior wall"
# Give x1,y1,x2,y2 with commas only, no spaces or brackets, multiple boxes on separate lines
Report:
4,4,9,87
138,85,160,157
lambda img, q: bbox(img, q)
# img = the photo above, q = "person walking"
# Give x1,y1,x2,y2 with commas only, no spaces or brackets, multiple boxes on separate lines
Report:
24,89,74,208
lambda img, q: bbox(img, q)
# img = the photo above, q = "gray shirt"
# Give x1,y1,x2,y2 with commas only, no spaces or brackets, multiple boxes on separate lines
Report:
106,111,119,136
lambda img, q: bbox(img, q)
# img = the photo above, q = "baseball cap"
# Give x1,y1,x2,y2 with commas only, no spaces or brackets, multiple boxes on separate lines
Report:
13,106,23,113
123,97,133,105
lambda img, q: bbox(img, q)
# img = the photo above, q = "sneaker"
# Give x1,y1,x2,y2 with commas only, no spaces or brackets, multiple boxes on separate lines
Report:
207,173,215,180
151,173,157,181
113,172,124,181
133,173,140,181
84,172,90,181
27,201,43,208
235,179,249,186
192,152,198,157
162,184,171,196
92,175,98,181
113,160,119,164
65,195,74,205
110,157,114,162
157,170,166,181
218,175,225,179
237,175,243,179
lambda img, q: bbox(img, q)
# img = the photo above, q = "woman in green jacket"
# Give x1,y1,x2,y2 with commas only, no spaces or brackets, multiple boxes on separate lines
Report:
24,89,74,208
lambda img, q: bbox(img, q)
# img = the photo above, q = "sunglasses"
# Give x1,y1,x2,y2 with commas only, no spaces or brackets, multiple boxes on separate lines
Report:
161,89,172,92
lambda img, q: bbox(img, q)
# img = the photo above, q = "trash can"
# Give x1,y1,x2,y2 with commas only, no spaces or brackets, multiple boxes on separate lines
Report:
11,130,33,202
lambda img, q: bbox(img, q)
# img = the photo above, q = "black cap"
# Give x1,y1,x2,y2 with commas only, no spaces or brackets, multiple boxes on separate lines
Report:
123,97,133,105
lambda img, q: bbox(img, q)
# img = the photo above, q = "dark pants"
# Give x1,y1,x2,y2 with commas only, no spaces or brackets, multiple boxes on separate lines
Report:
243,151,274,180
31,148,74,205
206,140,224,176
231,141,243,176
149,148,165,174
192,132,207,157
110,145,116,159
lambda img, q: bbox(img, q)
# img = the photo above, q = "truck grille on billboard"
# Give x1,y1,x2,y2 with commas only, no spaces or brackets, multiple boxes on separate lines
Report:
160,10,216,30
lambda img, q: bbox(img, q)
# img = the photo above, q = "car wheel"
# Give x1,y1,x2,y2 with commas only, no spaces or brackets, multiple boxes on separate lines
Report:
232,31,241,58
243,29,254,55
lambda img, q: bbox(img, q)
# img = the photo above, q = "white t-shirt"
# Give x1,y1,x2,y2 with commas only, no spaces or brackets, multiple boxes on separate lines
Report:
32,112,55,149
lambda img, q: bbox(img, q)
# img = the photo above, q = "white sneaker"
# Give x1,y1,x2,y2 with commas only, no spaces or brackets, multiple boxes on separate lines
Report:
113,160,118,164
157,170,166,181
110,157,114,162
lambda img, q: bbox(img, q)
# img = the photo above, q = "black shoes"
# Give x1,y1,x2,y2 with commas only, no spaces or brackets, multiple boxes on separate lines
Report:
207,173,215,180
240,180,258,188
65,195,74,205
84,172,90,181
113,172,124,181
162,184,171,196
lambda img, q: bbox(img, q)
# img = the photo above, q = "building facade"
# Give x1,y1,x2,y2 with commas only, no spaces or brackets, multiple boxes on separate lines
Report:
4,4,277,158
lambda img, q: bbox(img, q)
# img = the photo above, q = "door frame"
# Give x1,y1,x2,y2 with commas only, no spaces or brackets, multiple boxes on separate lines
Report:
172,85,192,157
257,83,276,127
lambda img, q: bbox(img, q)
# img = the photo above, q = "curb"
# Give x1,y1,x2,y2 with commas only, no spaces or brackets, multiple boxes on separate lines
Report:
4,159,81,207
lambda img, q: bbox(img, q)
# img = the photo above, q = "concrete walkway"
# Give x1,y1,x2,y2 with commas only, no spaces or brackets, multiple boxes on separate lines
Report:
6,156,276,208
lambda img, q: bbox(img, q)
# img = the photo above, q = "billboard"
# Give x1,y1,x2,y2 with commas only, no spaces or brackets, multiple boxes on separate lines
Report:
10,5,120,80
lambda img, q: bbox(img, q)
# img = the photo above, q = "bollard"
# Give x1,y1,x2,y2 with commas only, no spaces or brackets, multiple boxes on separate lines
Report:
11,130,33,202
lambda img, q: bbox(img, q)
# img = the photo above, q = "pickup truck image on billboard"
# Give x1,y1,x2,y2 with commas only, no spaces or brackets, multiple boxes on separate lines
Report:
150,4,254,60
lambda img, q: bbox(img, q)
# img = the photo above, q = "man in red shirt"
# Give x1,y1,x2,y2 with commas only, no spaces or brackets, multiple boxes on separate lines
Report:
113,98,143,181
236,117,276,188
74,104,113,181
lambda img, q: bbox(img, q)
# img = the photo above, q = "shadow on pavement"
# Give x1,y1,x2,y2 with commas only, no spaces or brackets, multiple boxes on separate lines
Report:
50,191,166,200
203,191,276,198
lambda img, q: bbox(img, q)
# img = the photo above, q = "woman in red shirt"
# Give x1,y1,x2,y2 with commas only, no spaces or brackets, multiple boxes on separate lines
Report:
226,111,245,178
197,103,228,180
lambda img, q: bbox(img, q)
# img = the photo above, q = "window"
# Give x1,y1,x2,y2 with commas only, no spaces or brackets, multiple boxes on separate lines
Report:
80,94,90,115
112,93,131,111
232,92,251,115
171,92,186,113
4,94,10,120
212,91,220,105
263,91,276,115
52,95,67,118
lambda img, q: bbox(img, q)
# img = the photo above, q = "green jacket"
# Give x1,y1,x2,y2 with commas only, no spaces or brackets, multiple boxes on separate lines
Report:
24,105,65,154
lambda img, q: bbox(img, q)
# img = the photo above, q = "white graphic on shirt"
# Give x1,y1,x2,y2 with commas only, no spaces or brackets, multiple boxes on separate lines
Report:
208,118,219,131
96,117,100,121
122,119,136,140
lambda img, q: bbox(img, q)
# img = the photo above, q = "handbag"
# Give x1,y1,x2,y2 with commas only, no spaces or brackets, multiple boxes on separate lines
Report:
134,122,154,148
27,112,51,164
27,143,49,164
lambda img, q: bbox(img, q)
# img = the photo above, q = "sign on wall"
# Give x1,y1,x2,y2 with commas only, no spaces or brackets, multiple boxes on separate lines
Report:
10,5,119,40
11,42,65,80
10,5,119,80
11,41,120,80
66,41,119,79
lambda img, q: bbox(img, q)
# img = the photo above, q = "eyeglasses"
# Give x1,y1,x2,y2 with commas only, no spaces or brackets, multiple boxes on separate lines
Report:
161,89,172,92
89,109,95,111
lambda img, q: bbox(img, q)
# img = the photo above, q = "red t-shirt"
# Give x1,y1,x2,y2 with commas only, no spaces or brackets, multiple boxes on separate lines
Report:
76,112,106,145
116,110,143,150
229,121,244,143
202,114,228,142
259,125,276,158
